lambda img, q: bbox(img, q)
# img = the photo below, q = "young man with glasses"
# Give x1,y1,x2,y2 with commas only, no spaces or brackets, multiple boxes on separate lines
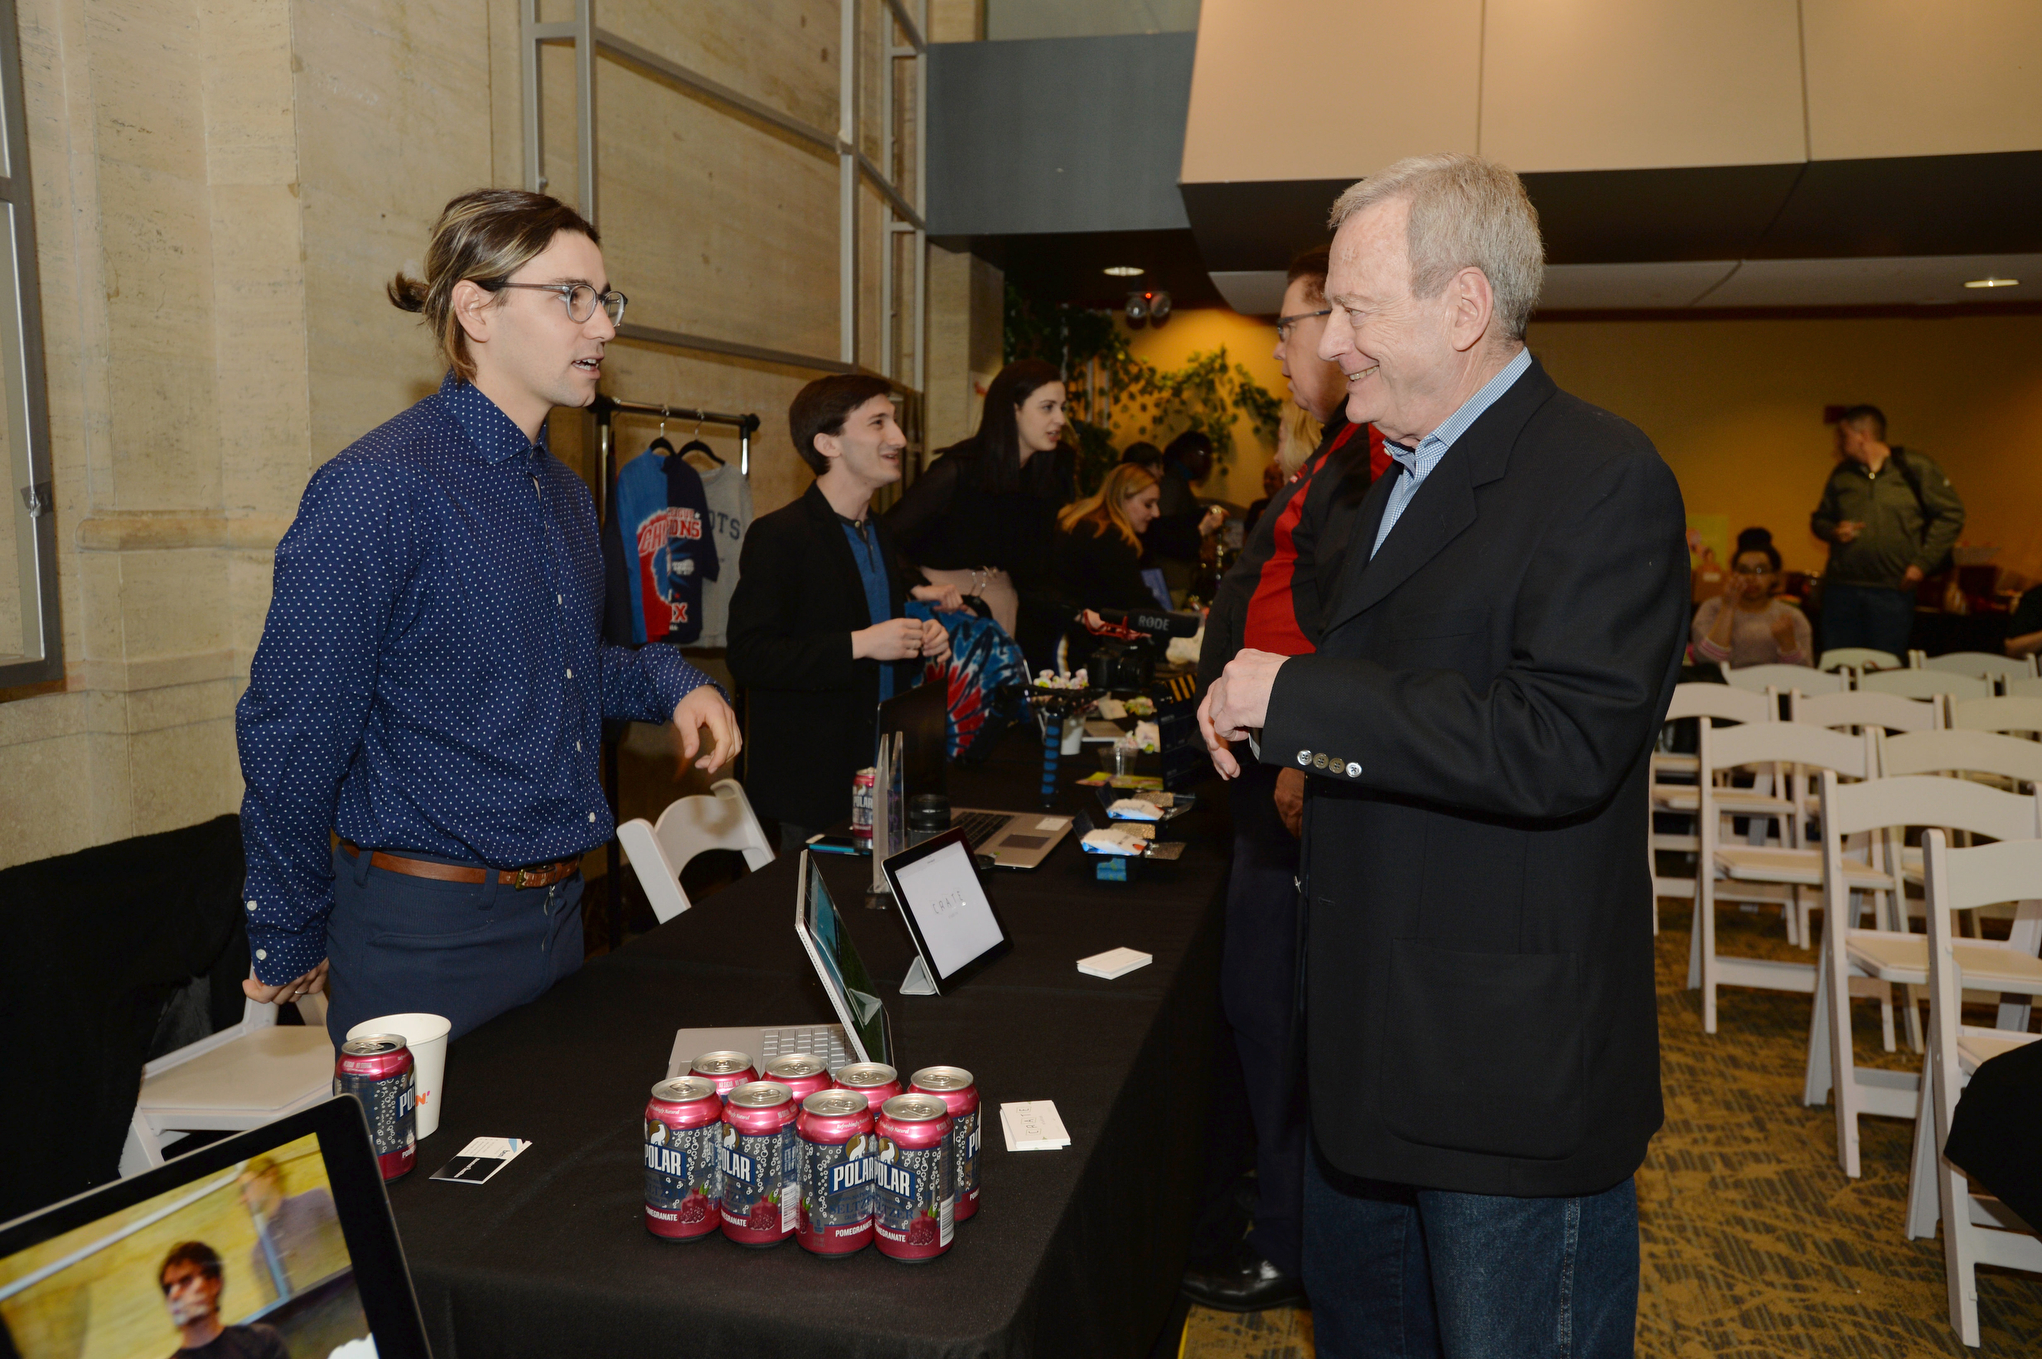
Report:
237,189,738,1043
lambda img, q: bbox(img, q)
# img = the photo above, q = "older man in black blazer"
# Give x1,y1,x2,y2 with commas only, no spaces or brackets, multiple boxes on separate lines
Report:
1201,154,1688,1357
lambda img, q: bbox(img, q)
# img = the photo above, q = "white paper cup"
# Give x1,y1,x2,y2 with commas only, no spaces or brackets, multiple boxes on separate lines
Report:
348,1013,452,1139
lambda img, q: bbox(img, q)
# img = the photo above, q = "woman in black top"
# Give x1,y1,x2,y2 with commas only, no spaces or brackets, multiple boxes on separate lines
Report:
884,359,1076,664
1053,462,1164,613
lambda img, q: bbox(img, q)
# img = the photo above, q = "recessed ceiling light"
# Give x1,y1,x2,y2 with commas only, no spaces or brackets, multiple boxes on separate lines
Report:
1963,276,2019,289
1103,265,1144,277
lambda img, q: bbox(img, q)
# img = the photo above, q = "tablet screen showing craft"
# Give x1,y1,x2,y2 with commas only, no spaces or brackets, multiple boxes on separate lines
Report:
893,839,1005,979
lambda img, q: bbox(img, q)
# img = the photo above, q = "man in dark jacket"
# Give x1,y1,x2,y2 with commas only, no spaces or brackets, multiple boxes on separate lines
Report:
728,375,957,851
1184,246,1383,1313
1810,404,1964,658
1203,154,1688,1357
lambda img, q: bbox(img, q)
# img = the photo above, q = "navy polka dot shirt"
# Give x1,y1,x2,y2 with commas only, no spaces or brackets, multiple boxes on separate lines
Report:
236,374,721,984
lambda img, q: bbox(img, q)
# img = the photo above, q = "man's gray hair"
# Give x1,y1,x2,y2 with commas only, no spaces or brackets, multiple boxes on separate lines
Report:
1327,154,1545,339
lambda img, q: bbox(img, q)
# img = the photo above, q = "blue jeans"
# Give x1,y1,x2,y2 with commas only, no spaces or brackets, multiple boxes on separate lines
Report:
1304,1143,1639,1358
1819,581,1916,659
326,845,585,1045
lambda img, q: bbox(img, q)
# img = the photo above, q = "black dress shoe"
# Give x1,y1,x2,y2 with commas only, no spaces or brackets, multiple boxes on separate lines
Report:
1180,1241,1307,1313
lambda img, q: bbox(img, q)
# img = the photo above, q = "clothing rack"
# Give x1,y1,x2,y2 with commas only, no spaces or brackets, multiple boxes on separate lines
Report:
590,394,761,499
589,393,759,953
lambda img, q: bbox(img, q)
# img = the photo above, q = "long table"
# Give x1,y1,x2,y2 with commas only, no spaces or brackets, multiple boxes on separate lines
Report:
383,743,1230,1358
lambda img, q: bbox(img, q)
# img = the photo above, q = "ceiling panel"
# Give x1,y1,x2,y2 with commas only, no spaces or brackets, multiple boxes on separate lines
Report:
1537,262,1740,311
1697,254,2041,309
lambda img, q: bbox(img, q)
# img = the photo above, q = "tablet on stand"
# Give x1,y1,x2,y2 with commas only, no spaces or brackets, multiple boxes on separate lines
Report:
881,826,1012,996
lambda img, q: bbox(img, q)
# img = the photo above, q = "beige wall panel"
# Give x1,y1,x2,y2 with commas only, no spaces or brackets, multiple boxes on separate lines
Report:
600,0,840,141
1527,313,2042,585
924,242,972,451
118,549,230,661
293,0,496,463
1803,0,2042,160
208,184,312,521
928,0,983,44
593,60,839,363
0,729,108,865
96,160,222,513
198,0,300,186
1182,0,1481,184
86,0,207,180
127,716,240,835
1480,0,1806,171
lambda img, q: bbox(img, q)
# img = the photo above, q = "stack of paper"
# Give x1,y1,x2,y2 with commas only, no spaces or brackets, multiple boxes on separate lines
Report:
1001,1101,1071,1151
1077,947,1152,979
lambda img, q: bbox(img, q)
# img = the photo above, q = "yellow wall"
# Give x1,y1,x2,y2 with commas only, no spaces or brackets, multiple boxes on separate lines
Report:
1112,308,1285,509
1527,313,2042,589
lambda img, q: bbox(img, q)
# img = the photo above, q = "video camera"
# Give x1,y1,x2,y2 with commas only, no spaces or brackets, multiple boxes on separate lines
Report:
1081,606,1200,694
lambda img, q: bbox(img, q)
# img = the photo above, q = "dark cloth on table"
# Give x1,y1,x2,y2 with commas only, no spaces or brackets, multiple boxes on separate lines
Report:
378,744,1228,1359
1266,357,1689,1196
237,373,719,985
324,845,584,1045
1049,520,1160,615
1942,1033,2042,1233
0,815,248,1222
2005,587,2042,643
170,1323,290,1359
728,482,921,830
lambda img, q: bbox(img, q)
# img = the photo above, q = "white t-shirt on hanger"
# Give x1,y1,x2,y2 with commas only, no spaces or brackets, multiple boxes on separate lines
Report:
693,459,753,648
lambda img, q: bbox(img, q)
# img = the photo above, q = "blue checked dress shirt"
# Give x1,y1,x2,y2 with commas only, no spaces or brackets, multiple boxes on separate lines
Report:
1371,346,1532,558
236,374,721,984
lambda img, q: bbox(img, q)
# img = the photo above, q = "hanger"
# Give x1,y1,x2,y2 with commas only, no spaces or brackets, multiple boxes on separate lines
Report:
677,416,724,466
646,406,678,460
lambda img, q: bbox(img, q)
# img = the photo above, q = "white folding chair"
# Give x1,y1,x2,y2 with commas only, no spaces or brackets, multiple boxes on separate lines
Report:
1789,687,1942,734
1804,772,2042,1178
1949,696,2042,738
2007,676,2042,699
1861,668,1993,702
121,973,335,1175
1685,720,1879,1032
1920,650,2038,685
1723,661,1842,695
1649,683,1776,932
1913,831,2042,1346
618,778,776,923
1820,647,1901,674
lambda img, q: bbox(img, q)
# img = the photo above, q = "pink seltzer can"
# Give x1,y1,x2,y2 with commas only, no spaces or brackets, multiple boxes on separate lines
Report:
910,1066,981,1222
872,1093,954,1262
334,1036,416,1181
763,1054,832,1106
718,1081,798,1247
643,1076,722,1241
795,1088,875,1256
832,1061,902,1111
690,1050,757,1103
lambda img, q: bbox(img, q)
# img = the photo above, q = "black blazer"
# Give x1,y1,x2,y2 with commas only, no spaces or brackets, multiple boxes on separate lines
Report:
727,483,917,829
1262,358,1688,1197
1050,521,1158,614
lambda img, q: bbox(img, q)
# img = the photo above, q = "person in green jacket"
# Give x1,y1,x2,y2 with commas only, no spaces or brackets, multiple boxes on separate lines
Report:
1810,404,1964,658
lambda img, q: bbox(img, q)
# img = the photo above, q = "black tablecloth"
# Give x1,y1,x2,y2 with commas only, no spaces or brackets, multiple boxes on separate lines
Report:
384,743,1230,1359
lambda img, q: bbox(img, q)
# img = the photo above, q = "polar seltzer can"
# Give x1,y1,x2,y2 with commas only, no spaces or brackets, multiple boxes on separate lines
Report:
763,1054,832,1106
872,1093,954,1262
910,1066,981,1222
833,1061,902,1111
690,1050,757,1103
718,1081,798,1247
795,1089,875,1256
334,1036,416,1181
644,1077,722,1241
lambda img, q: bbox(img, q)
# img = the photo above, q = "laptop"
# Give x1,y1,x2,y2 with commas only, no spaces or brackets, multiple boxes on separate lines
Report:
665,849,891,1078
878,678,1072,869
0,1097,433,1359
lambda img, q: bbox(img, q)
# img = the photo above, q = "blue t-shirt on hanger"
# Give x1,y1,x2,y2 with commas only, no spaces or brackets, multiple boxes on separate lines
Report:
613,445,718,644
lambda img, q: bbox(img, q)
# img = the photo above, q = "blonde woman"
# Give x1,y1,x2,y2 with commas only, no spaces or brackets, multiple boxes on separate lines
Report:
1052,462,1168,617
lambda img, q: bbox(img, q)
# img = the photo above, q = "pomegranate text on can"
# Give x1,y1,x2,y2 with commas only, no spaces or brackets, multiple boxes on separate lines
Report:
833,1061,902,1111
795,1088,875,1256
644,1076,722,1241
334,1036,416,1181
718,1081,798,1247
763,1053,832,1106
872,1093,954,1262
910,1065,981,1222
690,1050,757,1103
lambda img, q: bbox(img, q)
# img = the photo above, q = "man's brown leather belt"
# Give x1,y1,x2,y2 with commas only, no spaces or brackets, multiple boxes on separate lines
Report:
340,841,580,889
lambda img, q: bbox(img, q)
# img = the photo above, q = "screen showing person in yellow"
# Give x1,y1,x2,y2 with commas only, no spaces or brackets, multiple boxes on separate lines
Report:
0,1134,375,1359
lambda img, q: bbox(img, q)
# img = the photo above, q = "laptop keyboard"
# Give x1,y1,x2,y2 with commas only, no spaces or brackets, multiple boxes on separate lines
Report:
758,1026,853,1072
951,810,1010,848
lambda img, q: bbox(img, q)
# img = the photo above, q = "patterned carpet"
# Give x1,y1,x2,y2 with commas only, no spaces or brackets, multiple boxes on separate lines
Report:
1179,903,2042,1358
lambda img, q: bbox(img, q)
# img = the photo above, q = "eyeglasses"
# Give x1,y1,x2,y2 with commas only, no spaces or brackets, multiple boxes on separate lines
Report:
489,281,628,327
1276,308,1331,343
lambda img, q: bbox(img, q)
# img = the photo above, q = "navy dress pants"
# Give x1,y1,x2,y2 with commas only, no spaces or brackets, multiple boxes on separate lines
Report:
1224,761,1308,1276
324,845,586,1046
